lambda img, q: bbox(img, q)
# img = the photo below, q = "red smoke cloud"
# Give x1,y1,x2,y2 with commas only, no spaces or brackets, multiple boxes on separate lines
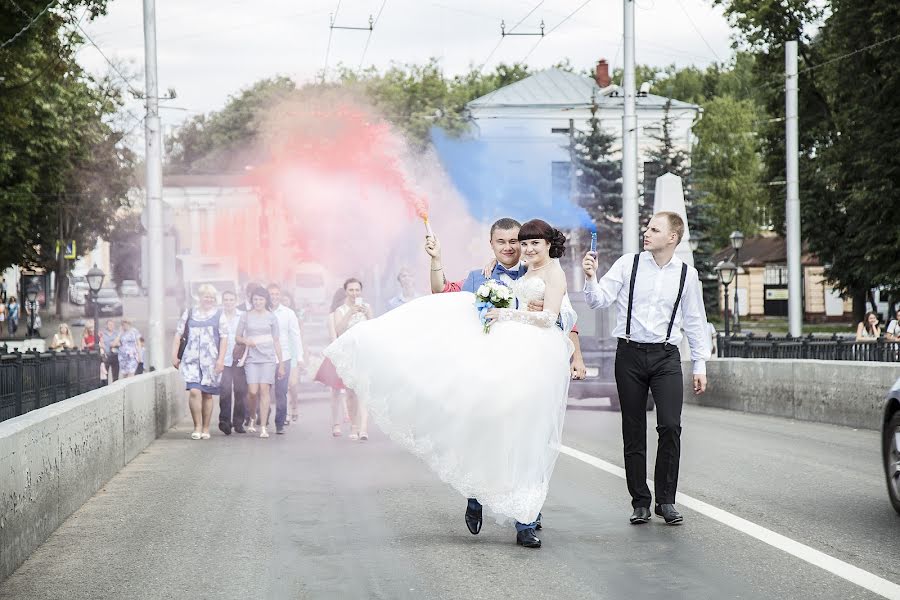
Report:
201,93,482,303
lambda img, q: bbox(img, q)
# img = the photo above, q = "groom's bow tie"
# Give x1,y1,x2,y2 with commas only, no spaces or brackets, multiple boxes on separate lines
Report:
495,265,519,278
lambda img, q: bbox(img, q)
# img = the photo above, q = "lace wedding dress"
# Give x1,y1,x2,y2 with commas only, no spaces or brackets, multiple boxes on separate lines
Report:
324,277,574,524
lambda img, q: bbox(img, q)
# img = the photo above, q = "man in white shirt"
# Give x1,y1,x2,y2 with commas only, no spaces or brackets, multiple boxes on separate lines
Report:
582,211,711,526
268,283,304,435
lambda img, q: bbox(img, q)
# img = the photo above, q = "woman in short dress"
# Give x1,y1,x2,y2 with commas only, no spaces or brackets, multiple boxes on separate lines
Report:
315,278,373,440
114,318,143,378
171,284,228,440
235,285,284,439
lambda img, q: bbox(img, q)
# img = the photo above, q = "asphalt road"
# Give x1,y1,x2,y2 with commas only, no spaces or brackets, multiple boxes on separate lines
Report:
1,391,897,600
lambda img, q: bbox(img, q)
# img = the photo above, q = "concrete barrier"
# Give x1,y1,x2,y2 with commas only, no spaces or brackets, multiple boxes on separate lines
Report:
683,358,900,430
0,369,184,583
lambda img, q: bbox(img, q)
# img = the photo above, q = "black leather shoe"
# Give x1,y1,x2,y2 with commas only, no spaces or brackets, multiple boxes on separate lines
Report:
218,421,232,436
535,512,543,531
233,423,246,434
465,506,482,535
516,528,541,548
629,507,651,524
655,504,684,525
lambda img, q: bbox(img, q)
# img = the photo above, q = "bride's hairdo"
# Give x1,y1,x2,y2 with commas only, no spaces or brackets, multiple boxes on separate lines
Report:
518,219,566,259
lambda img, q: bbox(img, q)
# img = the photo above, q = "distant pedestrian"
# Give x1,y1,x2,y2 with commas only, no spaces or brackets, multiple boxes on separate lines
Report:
387,267,419,311
0,303,6,332
100,319,120,382
0,279,6,304
856,311,881,341
24,299,40,338
886,309,900,342
49,323,76,351
218,290,248,435
114,318,142,378
81,323,96,350
135,337,146,375
235,285,284,439
316,278,372,441
268,283,303,435
6,297,17,336
172,284,227,440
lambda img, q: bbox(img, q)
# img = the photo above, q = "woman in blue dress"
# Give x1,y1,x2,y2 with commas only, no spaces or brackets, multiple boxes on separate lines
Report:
171,284,228,440
113,318,142,377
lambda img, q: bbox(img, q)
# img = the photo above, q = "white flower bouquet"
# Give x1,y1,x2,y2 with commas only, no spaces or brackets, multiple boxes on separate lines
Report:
474,279,513,333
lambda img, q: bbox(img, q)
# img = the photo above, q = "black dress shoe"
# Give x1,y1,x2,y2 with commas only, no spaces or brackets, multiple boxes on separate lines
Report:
516,528,541,548
535,512,543,531
465,506,482,535
655,504,684,525
629,507,651,524
233,422,245,434
218,421,232,436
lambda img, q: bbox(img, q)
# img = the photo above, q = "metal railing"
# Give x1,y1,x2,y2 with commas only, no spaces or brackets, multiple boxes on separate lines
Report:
718,333,900,363
0,349,102,423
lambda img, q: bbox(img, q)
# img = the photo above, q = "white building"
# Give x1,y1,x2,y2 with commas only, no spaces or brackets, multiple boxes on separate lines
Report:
463,62,701,222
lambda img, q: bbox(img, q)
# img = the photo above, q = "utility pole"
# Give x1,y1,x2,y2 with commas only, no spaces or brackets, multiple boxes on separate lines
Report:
143,0,165,369
621,0,639,254
785,41,802,337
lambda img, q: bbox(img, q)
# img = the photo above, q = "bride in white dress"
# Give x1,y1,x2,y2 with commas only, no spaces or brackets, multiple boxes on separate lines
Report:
324,219,574,528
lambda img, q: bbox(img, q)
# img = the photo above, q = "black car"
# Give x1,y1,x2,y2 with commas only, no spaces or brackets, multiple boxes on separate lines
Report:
882,376,900,514
84,288,124,317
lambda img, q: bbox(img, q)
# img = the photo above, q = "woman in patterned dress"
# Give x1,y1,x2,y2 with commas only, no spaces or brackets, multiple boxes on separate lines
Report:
114,318,142,378
171,284,228,440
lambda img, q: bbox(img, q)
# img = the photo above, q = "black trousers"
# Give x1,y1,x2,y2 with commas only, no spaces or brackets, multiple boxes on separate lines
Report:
614,339,684,508
219,365,247,426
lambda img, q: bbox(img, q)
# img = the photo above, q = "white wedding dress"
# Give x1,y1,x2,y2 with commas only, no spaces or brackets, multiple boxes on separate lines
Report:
324,277,574,524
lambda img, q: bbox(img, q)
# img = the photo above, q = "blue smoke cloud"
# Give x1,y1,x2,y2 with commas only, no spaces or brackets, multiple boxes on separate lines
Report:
430,128,596,232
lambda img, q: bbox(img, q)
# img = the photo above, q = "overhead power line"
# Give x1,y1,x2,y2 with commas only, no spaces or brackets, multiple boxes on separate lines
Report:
0,0,58,50
358,0,389,72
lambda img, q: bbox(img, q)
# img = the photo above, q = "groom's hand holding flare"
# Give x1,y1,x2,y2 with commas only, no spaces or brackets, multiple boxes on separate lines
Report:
582,252,598,279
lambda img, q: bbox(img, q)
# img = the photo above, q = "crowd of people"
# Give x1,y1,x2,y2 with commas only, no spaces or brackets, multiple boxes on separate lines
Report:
173,282,305,441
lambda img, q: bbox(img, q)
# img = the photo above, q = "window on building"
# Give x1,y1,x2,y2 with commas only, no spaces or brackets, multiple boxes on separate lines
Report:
551,161,572,205
764,265,788,285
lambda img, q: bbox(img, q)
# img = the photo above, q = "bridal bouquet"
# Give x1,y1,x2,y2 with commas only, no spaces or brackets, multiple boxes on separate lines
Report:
475,279,513,334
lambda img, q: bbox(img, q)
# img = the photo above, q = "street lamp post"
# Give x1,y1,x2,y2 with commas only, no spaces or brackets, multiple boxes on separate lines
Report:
25,285,39,338
729,230,745,332
86,265,105,351
716,260,737,355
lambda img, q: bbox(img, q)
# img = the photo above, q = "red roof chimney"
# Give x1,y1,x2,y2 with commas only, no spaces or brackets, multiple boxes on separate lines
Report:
594,59,611,88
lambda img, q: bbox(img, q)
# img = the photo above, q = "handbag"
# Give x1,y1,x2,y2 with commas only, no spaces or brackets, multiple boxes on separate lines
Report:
176,309,191,360
232,342,247,365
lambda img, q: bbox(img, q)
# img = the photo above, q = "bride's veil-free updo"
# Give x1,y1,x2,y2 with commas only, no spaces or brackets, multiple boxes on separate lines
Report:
518,219,567,259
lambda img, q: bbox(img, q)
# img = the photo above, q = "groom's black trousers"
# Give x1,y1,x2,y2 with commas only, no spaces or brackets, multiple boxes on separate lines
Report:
614,339,684,508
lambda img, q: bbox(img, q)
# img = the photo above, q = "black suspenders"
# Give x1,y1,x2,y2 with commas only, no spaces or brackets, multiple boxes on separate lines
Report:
625,254,641,341
625,253,689,345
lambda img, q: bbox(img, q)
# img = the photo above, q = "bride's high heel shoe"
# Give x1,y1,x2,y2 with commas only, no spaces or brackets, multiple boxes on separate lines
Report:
247,418,257,433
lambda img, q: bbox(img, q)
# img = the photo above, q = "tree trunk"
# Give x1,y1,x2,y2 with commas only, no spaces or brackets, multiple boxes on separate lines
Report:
851,288,867,324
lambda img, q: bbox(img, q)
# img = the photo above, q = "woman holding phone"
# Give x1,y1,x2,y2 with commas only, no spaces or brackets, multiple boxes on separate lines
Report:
315,278,373,440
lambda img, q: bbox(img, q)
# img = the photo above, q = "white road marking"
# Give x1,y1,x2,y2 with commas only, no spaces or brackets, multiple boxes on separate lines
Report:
560,444,900,600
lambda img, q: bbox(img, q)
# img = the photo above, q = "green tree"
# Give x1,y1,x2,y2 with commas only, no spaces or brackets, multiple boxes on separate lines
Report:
570,99,622,271
692,96,767,249
0,1,135,316
715,0,900,319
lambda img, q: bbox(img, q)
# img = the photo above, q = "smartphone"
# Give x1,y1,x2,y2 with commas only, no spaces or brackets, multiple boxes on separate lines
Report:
588,231,598,258
354,297,363,307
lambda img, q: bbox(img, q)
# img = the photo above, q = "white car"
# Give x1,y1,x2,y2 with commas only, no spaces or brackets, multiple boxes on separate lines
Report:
120,280,141,297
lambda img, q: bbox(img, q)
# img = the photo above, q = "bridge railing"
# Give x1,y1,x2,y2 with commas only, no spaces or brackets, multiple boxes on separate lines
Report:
0,348,102,423
718,333,900,363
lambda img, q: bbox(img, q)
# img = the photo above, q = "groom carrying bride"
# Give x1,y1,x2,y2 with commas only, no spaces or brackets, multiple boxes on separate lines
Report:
424,217,585,548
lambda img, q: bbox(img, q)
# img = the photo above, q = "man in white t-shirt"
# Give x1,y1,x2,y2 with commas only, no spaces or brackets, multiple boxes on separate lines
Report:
887,309,900,341
268,283,304,435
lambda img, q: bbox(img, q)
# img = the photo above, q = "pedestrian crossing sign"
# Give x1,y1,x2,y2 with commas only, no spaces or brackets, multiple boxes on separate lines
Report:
56,240,76,260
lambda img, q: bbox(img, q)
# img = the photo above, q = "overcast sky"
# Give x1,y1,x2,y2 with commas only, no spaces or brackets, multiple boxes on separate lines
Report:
77,0,738,129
